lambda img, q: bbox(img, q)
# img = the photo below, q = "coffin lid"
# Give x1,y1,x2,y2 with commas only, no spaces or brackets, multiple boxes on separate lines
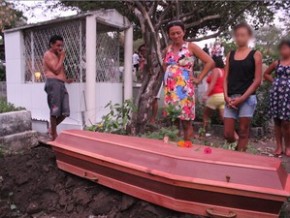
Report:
50,130,290,198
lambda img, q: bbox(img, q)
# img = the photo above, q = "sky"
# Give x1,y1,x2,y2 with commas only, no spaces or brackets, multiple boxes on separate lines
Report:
12,0,77,23
12,0,283,49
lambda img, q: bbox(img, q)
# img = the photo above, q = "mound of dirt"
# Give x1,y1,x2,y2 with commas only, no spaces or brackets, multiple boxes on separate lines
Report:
0,146,201,218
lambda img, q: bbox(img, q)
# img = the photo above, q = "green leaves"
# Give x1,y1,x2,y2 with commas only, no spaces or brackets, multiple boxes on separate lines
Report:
164,104,182,123
0,98,24,113
142,126,180,142
86,100,136,135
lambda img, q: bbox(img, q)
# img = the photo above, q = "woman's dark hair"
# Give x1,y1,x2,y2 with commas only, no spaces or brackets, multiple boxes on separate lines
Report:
213,56,225,68
49,35,63,47
233,22,253,36
166,20,185,33
278,39,290,49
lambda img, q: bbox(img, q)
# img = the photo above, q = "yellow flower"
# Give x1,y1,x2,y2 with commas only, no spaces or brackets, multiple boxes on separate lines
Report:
176,77,185,86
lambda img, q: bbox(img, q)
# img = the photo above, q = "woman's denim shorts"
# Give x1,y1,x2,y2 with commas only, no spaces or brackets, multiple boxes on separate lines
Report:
224,95,257,119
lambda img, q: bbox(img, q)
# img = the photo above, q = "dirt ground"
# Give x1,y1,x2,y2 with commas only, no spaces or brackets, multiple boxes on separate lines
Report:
0,145,203,218
0,136,290,218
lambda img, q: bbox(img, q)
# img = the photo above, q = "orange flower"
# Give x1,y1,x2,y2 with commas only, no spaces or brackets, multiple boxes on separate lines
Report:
177,140,192,148
177,140,185,147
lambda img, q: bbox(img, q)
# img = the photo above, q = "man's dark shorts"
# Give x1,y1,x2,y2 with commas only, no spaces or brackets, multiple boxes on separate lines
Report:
44,78,70,117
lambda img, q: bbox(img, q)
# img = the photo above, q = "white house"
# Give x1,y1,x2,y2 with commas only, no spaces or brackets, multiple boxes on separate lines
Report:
4,9,133,132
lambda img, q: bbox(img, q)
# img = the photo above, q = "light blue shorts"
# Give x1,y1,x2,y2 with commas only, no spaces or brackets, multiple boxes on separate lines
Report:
224,95,257,119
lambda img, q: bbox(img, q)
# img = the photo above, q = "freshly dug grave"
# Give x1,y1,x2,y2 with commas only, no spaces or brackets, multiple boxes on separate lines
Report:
0,146,202,218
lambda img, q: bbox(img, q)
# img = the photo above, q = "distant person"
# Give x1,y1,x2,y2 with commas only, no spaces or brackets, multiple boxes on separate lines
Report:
203,56,225,135
43,35,71,140
203,44,210,55
149,83,163,124
264,39,290,157
163,20,214,141
138,44,146,80
220,43,225,58
211,42,222,58
132,51,140,72
223,23,262,151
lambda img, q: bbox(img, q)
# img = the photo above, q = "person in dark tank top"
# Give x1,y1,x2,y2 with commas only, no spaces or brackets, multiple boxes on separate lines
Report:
223,22,263,152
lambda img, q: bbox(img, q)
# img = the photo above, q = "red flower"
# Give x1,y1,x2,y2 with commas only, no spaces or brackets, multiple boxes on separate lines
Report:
184,141,193,148
204,147,212,154
177,140,192,148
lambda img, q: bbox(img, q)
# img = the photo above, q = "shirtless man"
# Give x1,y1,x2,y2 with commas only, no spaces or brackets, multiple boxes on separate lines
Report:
43,35,70,140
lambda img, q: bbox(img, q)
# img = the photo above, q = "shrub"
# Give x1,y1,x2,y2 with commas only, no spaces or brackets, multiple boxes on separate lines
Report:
0,98,24,113
142,126,180,141
86,100,136,135
252,82,271,128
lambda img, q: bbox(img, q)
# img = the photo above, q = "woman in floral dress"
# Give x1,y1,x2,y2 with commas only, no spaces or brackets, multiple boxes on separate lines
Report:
264,39,290,156
164,20,214,141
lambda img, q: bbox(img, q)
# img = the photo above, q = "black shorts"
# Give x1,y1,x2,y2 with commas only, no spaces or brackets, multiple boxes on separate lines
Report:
134,64,139,72
44,78,70,117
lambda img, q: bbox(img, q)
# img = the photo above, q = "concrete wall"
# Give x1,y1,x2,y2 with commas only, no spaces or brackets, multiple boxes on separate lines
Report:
5,81,122,132
0,110,38,153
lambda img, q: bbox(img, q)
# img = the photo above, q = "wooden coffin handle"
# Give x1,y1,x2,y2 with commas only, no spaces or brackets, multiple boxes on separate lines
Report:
206,208,236,218
83,172,99,182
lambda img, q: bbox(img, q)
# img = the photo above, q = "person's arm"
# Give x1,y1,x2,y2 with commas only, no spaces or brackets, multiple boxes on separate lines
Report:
189,42,214,84
205,69,219,96
232,51,263,107
223,52,231,104
43,51,65,75
264,61,278,83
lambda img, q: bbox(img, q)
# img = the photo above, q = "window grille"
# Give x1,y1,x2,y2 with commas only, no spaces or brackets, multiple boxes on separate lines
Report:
96,32,120,83
23,19,120,83
23,19,85,83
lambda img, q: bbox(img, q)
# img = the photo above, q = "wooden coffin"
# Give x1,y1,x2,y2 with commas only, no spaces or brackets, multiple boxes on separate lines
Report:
49,130,290,218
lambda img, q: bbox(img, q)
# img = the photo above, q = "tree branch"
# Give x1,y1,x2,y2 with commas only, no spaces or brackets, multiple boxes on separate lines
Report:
175,0,180,19
134,0,163,67
185,14,221,29
188,1,255,42
155,3,173,29
149,0,158,17
189,31,222,42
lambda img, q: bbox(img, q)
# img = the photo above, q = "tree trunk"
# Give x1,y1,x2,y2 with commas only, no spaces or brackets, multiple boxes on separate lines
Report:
133,31,164,134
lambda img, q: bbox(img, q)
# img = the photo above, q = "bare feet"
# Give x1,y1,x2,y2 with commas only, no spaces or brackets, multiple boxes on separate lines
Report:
285,149,290,157
48,128,58,141
234,131,239,141
274,148,283,155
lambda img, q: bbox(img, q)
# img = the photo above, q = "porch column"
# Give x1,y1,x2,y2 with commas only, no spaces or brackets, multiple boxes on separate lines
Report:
85,15,97,126
124,25,133,100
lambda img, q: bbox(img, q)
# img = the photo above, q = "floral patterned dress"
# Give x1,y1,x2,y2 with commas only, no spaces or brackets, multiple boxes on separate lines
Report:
163,42,195,120
269,64,290,120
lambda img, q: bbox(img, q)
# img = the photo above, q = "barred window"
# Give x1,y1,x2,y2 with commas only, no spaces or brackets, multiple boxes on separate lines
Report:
23,19,120,83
